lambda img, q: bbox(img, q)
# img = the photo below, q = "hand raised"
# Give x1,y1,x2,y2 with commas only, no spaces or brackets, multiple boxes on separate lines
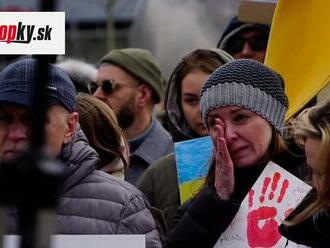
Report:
211,118,234,200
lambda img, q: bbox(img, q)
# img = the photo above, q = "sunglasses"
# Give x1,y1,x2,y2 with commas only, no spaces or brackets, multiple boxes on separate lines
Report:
91,79,133,95
224,36,268,54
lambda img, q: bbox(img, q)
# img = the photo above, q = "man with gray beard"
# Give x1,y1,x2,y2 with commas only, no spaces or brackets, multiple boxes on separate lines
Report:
94,48,174,185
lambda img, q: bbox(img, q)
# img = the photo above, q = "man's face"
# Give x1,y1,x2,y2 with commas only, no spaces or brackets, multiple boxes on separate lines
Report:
93,64,140,129
0,103,76,162
225,29,268,63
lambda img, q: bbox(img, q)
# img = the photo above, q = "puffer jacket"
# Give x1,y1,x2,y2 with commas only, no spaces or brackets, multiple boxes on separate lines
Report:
138,49,233,231
8,127,162,248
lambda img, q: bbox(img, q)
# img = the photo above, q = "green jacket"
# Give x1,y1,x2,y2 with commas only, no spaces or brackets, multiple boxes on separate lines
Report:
138,153,179,230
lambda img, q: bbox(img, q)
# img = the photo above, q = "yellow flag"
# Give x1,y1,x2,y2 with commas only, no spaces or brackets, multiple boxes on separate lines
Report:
265,0,330,119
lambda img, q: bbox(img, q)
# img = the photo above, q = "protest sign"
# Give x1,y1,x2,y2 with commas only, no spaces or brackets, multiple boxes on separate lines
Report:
214,161,311,248
238,0,277,25
175,136,213,204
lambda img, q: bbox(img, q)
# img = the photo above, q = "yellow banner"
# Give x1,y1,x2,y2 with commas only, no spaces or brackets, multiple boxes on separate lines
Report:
265,0,330,119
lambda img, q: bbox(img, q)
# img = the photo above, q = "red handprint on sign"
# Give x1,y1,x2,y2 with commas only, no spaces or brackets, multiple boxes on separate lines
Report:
247,172,291,248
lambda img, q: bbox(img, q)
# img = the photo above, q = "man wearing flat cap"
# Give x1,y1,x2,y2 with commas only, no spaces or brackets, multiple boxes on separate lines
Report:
94,48,174,185
0,58,162,248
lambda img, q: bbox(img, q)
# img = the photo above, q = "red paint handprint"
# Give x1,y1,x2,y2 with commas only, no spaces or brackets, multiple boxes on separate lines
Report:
247,172,291,248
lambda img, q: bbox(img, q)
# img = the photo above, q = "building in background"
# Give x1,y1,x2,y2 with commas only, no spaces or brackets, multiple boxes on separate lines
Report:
111,0,146,48
130,0,238,77
0,0,238,79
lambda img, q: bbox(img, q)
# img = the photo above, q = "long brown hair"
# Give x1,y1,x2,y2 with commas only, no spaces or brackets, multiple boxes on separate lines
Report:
285,100,330,225
76,94,129,169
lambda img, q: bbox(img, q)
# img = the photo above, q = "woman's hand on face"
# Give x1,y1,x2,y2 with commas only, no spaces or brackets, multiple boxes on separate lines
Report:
211,118,235,200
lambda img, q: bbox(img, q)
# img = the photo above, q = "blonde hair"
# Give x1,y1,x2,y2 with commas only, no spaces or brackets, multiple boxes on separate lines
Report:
287,100,330,225
76,94,129,170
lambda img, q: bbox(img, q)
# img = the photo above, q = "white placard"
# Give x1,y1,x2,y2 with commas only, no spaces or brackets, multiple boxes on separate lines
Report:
0,12,65,54
3,235,145,248
214,161,312,248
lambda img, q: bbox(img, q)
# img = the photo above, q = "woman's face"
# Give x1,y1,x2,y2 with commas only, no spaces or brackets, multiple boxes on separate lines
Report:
207,106,272,168
181,70,209,136
304,137,322,191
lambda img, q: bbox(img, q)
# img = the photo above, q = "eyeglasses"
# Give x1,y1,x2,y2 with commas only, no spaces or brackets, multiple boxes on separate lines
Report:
91,79,135,95
224,36,268,54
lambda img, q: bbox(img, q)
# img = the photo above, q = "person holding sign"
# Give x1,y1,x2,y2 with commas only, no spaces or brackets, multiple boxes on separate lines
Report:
279,100,330,247
165,59,306,248
138,49,233,232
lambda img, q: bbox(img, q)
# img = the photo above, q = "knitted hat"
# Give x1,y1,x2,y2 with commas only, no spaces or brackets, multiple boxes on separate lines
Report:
99,48,164,103
0,58,76,112
200,59,288,132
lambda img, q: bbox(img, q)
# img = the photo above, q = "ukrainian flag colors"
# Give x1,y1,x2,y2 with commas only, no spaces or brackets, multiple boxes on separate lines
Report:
265,0,330,119
175,136,213,204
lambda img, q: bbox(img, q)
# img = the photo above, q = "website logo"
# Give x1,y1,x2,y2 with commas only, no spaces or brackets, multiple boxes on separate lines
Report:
0,12,65,54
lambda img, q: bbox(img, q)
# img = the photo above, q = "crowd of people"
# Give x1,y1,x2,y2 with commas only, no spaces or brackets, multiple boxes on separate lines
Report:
0,16,329,248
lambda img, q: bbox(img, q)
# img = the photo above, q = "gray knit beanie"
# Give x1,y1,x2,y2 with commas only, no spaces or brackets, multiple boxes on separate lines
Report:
200,59,288,132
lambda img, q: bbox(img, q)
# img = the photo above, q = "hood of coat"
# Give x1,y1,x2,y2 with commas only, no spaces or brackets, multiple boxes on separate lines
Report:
217,17,270,50
165,48,233,142
59,125,99,192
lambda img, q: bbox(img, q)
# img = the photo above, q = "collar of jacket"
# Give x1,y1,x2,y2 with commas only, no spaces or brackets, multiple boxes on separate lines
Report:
59,125,99,192
131,117,173,164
